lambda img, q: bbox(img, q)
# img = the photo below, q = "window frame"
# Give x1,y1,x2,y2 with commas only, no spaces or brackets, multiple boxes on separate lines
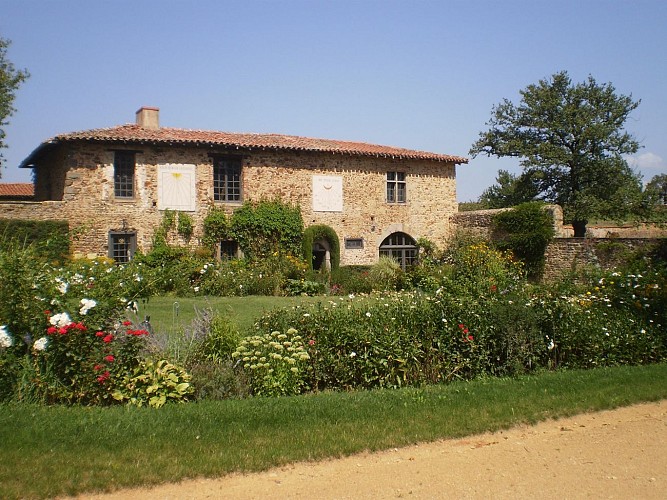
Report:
213,156,242,203
113,151,136,199
344,238,364,249
379,232,417,270
386,171,406,204
218,240,239,261
108,231,137,263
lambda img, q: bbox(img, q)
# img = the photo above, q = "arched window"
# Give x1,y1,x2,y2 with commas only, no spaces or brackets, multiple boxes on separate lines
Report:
379,232,417,270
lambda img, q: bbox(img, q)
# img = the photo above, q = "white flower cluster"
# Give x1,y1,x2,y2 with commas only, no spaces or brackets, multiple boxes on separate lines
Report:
49,312,72,328
79,298,97,315
0,325,14,348
33,336,48,352
232,328,310,372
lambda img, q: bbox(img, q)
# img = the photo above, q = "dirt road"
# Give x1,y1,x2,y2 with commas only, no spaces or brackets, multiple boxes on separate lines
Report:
82,400,667,499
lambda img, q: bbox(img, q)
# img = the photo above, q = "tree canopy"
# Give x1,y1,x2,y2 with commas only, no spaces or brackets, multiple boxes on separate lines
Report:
0,36,30,175
478,169,540,209
470,71,642,236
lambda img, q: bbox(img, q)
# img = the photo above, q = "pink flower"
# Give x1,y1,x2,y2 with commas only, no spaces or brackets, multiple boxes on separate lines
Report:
309,339,316,346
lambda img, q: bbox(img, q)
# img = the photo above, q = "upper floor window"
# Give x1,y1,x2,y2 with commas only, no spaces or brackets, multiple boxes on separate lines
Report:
386,172,406,203
214,157,242,202
114,151,135,198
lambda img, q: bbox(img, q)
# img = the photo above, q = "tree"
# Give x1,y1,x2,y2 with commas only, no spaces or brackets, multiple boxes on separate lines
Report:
0,36,30,176
479,169,540,209
470,71,641,236
645,174,667,206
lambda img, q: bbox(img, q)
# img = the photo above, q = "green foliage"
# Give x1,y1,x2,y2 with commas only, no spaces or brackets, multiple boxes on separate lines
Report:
492,202,555,279
302,224,340,270
329,265,374,295
470,71,642,235
232,327,311,397
478,169,541,208
0,37,30,169
195,312,242,364
368,256,404,291
202,206,231,250
230,199,304,260
284,278,325,296
112,359,193,408
0,218,70,262
177,212,194,240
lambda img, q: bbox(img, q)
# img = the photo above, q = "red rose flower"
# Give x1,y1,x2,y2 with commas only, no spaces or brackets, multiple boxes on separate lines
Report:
104,355,115,363
47,326,57,335
95,331,105,337
123,321,132,326
103,334,114,343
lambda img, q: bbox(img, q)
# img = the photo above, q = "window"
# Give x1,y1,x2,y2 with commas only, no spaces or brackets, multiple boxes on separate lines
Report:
114,151,135,198
219,240,239,260
345,238,364,249
379,232,417,270
386,172,406,203
213,157,242,202
108,232,136,263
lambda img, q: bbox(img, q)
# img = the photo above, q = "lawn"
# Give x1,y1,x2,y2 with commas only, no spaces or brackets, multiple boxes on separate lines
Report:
1,363,666,499
136,295,327,333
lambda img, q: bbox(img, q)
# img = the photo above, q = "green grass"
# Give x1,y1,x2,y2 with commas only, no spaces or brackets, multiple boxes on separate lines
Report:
136,295,326,333
1,363,666,499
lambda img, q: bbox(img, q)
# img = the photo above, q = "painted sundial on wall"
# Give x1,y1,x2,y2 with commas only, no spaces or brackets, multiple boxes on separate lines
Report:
312,175,343,212
157,164,196,211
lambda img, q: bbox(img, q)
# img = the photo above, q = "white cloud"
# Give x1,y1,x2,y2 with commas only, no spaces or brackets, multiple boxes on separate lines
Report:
626,152,665,171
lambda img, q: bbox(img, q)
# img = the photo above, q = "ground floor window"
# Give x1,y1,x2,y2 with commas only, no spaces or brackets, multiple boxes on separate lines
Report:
108,232,136,263
219,240,239,260
379,232,417,270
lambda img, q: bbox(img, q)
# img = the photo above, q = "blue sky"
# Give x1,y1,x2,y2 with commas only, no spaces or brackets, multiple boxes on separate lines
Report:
2,0,666,201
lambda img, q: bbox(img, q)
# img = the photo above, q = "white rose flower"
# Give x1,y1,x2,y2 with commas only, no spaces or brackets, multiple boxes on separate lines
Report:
49,312,72,328
33,337,49,352
79,298,97,315
0,326,14,348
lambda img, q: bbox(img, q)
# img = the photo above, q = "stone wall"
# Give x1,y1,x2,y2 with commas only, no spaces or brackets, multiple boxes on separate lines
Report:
1,142,458,264
543,238,663,281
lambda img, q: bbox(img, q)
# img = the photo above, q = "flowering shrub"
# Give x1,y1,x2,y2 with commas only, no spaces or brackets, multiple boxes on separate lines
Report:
232,328,310,397
28,315,150,404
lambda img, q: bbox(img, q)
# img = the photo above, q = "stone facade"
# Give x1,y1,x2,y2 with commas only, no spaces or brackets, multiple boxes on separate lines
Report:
0,109,464,265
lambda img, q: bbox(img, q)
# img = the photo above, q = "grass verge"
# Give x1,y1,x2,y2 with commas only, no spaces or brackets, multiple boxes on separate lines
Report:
1,363,666,499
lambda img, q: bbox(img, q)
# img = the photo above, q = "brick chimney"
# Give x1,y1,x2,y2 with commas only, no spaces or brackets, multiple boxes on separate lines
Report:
135,106,159,129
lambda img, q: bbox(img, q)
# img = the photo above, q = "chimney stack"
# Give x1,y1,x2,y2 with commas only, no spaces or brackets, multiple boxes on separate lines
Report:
135,106,159,129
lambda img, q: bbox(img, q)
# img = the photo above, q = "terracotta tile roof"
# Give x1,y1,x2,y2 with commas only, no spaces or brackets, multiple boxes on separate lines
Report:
0,183,34,197
42,124,468,164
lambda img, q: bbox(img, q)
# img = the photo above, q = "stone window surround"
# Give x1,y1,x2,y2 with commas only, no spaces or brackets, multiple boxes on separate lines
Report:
386,171,407,204
211,154,243,203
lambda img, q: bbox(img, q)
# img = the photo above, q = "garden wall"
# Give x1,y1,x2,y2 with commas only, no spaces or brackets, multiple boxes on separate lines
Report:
452,206,666,281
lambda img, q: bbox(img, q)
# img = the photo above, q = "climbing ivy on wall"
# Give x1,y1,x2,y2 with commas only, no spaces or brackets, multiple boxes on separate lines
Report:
302,224,340,271
230,199,304,260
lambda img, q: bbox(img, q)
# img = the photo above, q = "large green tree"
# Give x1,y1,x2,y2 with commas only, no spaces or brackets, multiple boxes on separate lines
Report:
0,36,30,176
478,169,541,209
470,71,642,236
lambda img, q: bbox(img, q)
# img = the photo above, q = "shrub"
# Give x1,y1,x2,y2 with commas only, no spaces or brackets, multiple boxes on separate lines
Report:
232,328,310,397
112,359,193,408
0,218,70,263
231,199,304,260
329,265,374,295
367,256,404,291
492,202,555,279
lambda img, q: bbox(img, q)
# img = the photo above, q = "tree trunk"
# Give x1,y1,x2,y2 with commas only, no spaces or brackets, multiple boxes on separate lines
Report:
572,220,587,238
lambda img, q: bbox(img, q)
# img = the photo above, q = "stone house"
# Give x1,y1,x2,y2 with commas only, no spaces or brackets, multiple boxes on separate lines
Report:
1,107,467,268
